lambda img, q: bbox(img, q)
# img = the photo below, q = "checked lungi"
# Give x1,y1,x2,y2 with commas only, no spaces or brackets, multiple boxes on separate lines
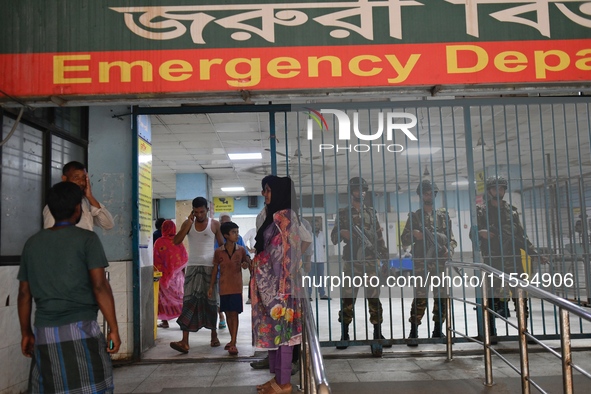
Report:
30,320,114,394
176,266,218,332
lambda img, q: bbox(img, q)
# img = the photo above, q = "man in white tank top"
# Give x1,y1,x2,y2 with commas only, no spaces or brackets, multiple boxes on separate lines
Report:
169,197,225,354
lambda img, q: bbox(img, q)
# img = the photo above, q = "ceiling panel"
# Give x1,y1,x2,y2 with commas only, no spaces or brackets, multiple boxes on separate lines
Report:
147,102,591,199
153,141,185,149
154,114,204,125
175,133,219,143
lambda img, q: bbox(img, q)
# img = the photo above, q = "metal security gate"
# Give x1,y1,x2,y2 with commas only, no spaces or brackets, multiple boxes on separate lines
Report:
269,97,591,351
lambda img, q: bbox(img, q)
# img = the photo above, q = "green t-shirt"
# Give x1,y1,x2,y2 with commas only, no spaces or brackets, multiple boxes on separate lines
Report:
18,226,109,327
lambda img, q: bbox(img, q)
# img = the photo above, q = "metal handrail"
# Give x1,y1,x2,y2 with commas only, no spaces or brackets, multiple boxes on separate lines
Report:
446,261,591,394
447,261,591,320
300,294,331,393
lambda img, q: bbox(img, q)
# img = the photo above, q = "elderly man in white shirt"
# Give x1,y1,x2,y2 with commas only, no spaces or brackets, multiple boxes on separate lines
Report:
242,227,257,254
43,161,114,231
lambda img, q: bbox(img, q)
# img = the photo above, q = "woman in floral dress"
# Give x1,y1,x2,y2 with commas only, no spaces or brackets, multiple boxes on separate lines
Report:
251,176,308,394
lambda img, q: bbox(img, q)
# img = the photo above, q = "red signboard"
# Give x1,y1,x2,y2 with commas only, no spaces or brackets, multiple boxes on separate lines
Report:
1,39,590,98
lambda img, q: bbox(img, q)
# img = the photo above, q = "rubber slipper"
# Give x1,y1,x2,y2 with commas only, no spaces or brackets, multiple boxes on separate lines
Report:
218,320,227,329
157,322,169,328
224,342,232,350
170,341,189,354
210,338,221,347
228,345,239,356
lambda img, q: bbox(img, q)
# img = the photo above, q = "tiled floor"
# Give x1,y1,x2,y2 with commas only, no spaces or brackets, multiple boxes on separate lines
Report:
143,310,256,361
114,348,591,393
116,287,591,393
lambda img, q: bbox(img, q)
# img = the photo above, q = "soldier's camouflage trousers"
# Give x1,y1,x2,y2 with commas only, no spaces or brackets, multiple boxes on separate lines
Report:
409,259,447,325
338,259,383,326
485,256,530,319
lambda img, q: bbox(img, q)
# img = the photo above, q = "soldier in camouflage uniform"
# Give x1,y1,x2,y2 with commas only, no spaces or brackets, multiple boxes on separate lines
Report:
476,176,547,333
331,177,390,350
401,180,457,346
575,213,590,244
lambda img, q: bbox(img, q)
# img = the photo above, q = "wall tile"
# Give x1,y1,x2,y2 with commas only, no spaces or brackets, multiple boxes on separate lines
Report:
107,261,127,293
0,380,28,394
0,306,20,349
111,321,133,360
0,344,31,392
125,261,133,293
127,322,134,352
127,288,134,325
0,267,19,308
113,292,129,323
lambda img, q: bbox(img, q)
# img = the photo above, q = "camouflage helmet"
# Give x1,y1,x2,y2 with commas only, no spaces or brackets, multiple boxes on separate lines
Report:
416,180,439,196
485,175,508,190
348,177,369,193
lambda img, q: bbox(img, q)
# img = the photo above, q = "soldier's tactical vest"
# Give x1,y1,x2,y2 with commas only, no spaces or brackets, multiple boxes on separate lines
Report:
478,202,520,257
410,208,449,259
338,205,380,261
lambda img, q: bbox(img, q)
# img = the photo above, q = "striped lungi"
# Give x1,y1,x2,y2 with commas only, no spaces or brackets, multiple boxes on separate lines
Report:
177,266,218,332
30,320,114,394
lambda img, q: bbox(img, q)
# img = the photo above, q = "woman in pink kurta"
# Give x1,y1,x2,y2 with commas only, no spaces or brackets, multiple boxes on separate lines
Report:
251,176,305,394
154,220,188,328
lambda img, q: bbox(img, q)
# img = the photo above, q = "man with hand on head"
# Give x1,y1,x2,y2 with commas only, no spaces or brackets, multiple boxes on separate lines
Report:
19,181,120,393
43,161,114,231
170,197,225,354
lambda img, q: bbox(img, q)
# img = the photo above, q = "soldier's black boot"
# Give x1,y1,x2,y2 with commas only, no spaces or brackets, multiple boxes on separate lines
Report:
336,324,350,350
373,324,392,348
524,316,536,345
496,300,511,318
407,323,419,347
489,315,498,345
431,322,446,339
504,302,512,318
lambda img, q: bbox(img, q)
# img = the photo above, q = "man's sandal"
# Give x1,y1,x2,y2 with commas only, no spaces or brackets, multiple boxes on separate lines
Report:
258,381,292,394
256,378,275,390
169,341,189,354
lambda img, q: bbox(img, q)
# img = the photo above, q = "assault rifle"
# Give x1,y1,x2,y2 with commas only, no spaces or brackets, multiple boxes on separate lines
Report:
352,224,388,261
417,224,449,261
488,224,539,259
415,224,464,278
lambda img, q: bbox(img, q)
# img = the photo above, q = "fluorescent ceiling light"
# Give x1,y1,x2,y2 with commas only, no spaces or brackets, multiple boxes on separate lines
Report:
402,147,441,156
221,187,245,192
228,153,262,160
452,178,476,187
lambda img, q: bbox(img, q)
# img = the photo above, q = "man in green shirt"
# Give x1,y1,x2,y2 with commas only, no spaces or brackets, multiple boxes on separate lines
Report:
18,181,120,393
